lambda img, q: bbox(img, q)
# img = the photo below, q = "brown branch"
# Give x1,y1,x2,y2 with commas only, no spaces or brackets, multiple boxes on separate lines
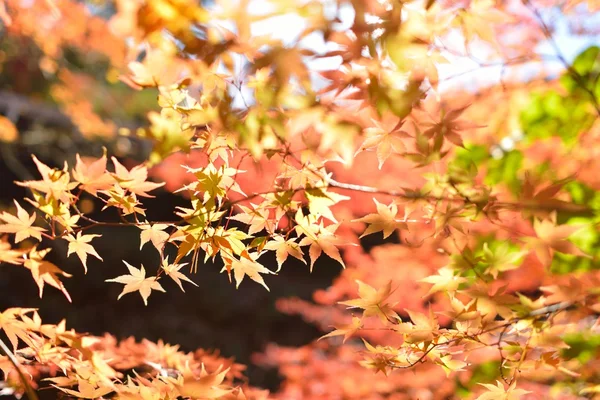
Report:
0,338,39,400
326,176,592,214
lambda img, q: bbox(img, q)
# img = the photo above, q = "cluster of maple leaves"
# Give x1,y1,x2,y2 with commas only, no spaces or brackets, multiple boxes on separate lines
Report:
0,308,269,399
1,0,600,398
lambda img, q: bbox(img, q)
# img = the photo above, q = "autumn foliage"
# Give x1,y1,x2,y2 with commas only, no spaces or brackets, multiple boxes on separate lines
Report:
1,0,600,398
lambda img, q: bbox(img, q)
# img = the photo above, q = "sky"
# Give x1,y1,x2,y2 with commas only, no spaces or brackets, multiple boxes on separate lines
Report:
220,0,600,107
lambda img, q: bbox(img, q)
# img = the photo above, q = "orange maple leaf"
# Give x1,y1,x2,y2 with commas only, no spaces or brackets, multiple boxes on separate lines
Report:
71,151,114,196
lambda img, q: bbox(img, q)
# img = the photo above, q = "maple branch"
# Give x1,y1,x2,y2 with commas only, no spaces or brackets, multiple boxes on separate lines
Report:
381,295,585,372
0,338,39,400
325,176,592,214
524,0,600,118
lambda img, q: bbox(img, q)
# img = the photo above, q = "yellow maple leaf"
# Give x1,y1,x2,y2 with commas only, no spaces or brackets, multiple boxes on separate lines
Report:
54,379,113,399
476,380,531,400
174,365,232,399
295,210,349,271
139,223,170,253
353,199,407,239
229,204,274,235
24,247,72,301
224,254,274,291
0,200,46,243
437,355,468,377
0,308,38,350
65,232,103,273
17,155,77,203
395,309,439,343
264,236,306,271
0,236,25,265
160,258,198,292
319,316,363,343
419,266,467,296
106,261,165,305
111,157,165,198
304,187,349,223
358,116,409,169
339,280,399,324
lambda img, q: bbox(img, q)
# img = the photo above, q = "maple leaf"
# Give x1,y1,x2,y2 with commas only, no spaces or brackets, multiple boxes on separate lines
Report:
437,355,468,377
181,163,245,202
54,379,113,399
23,247,72,301
106,261,165,305
339,280,399,324
476,380,531,400
103,184,147,216
161,258,198,292
444,296,480,323
359,340,399,375
0,236,25,265
481,242,525,279
304,187,350,223
65,232,103,273
359,340,421,374
71,151,114,196
17,155,77,202
229,204,274,235
319,316,363,343
457,0,507,46
295,210,349,271
414,101,480,148
111,157,165,197
395,309,439,343
264,236,306,271
139,223,170,253
527,217,590,267
224,255,274,291
0,200,46,243
0,308,38,350
520,174,577,219
353,199,407,239
540,276,585,305
358,116,409,169
126,60,160,88
419,266,467,296
174,365,232,399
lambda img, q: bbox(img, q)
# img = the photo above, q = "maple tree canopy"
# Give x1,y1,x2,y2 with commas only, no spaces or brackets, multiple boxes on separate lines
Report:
1,0,600,399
